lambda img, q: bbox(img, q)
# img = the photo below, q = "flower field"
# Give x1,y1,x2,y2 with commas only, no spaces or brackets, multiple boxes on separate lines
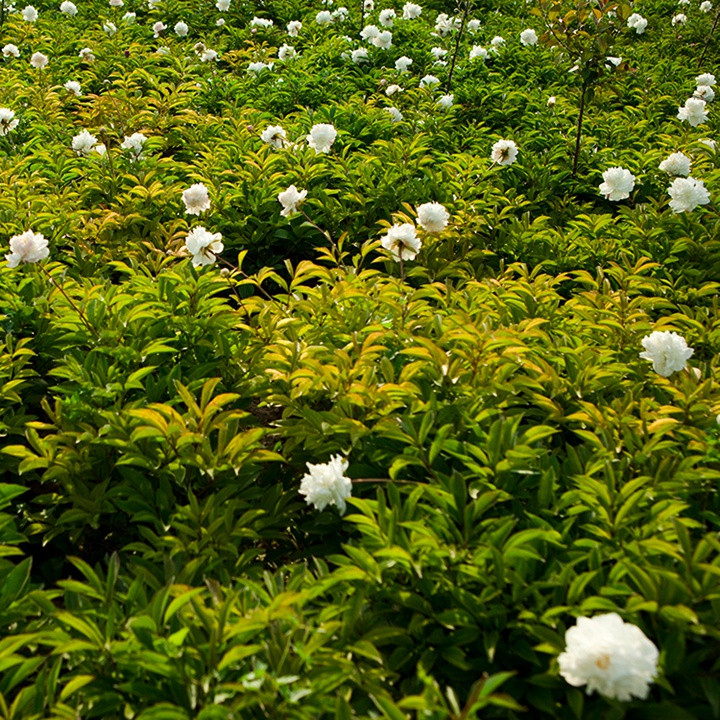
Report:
1,0,719,716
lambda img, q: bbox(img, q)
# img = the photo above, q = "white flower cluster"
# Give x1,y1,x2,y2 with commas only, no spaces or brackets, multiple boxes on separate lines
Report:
299,455,352,514
640,330,694,376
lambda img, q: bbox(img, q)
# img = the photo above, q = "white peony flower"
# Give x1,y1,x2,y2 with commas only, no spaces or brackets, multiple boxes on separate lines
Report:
363,0,373,11
627,13,647,33
667,176,710,213
287,20,302,36
420,74,440,87
30,52,48,68
216,0,230,10
599,167,635,201
379,8,395,27
700,1,712,11
351,48,369,64
103,20,117,35
558,614,659,701
437,93,454,109
0,108,20,135
316,10,333,24
386,106,403,122
156,46,171,55
491,35,505,48
72,129,98,155
417,202,449,233
148,0,161,7
123,11,136,22
5,230,49,268
261,125,287,148
174,20,188,36
639,331,694,376
307,123,337,154
659,152,691,176
332,7,349,22
278,184,307,217
250,16,273,27
491,139,518,166
182,183,211,215
60,0,77,14
2,44,20,58
79,47,95,61
469,45,488,61
385,83,402,96
395,55,412,72
402,1,421,19
64,80,82,97
430,47,446,60
671,13,686,26
520,28,537,46
278,44,297,61
434,13,453,35
361,24,379,41
299,455,352,514
467,18,480,33
216,18,225,26
152,20,166,36
121,132,147,159
381,223,421,261
695,85,715,102
373,30,392,49
21,5,37,21
109,0,122,6
185,227,223,267
699,137,717,151
199,48,218,62
247,60,273,75
677,97,708,126
697,73,716,87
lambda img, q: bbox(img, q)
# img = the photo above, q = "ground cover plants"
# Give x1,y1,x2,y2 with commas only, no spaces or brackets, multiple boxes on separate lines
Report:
1,0,719,716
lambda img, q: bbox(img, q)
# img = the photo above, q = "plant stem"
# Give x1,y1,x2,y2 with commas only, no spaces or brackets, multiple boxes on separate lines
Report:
39,264,98,337
445,0,472,92
698,6,720,69
572,78,588,177
216,255,276,303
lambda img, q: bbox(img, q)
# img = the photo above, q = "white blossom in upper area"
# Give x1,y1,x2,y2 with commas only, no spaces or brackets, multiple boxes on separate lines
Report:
299,455,352,515
216,0,230,10
247,60,273,75
700,1,712,11
278,184,307,217
558,614,659,700
60,1,77,15
182,183,211,215
22,5,38,21
470,45,488,61
287,20,302,35
185,227,223,267
382,223,421,261
678,97,708,126
379,8,395,26
5,230,49,268
491,35,505,48
278,44,298,61
640,331,694,376
152,20,166,36
599,167,635,201
667,176,711,213
627,13,647,33
659,152,691,176
402,1,421,19
437,93,454,109
307,123,337,154
79,47,95,61
174,20,188,36
361,24,379,42
2,44,20,58
72,129,98,155
351,48,369,64
467,18,480,33
250,16,273,27
373,30,392,49
520,28,538,46
697,73,716,87
64,80,82,96
0,108,19,135
695,85,715,102
103,20,117,35
671,13,686,26
199,48,218,62
386,106,403,122
316,10,333,24
385,83,402,95
417,202,449,233
491,139,518,166
420,74,440,87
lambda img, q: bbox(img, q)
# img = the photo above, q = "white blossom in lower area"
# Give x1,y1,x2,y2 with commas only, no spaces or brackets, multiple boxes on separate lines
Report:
261,125,286,148
2,44,20,58
79,47,95,61
558,614,659,701
174,20,188,36
381,223,421,261
278,44,297,61
667,176,710,213
437,94,454,109
299,455,352,514
520,28,537,46
316,10,333,24
671,13,686,26
307,123,337,154
30,52,48,69
627,13,647,33
22,5,38,21
379,8,395,26
640,330,694,376
598,167,635,201
351,48,369,64
64,80,82,97
103,21,117,35
470,45,488,61
0,108,20,135
420,74,440,87
677,97,708,126
695,85,715,102
5,230,49,268
696,73,716,87
216,0,230,10
395,55,412,72
185,227,223,267
287,20,302,35
417,202,449,233
700,1,712,11
182,183,211,215
491,139,518,166
386,107,403,122
278,185,307,217
72,129,99,155
659,152,691,176
373,30,392,49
